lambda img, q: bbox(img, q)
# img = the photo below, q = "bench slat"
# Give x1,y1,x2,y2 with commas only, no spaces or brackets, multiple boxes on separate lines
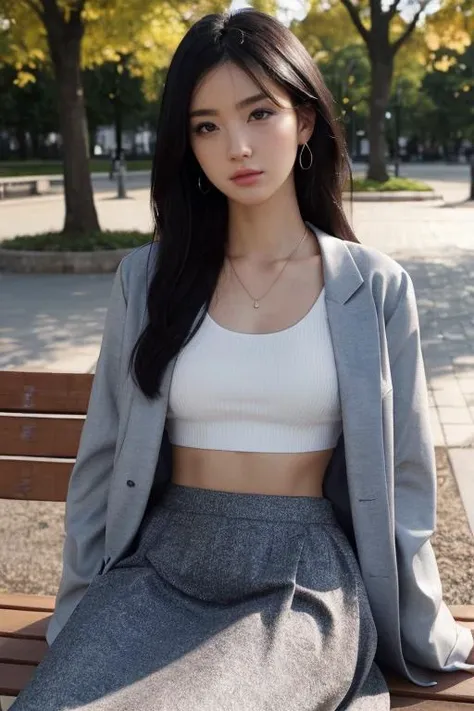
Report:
0,415,84,458
387,672,474,704
0,601,472,701
0,372,92,415
0,636,48,664
0,595,55,612
391,698,474,709
450,607,474,622
0,609,51,639
0,458,72,500
0,662,36,696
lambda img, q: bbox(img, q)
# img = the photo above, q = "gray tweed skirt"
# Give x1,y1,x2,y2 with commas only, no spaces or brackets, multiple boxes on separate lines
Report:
12,483,390,710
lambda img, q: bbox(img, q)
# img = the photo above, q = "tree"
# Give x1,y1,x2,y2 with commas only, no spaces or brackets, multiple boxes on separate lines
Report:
335,0,436,181
415,45,473,154
0,0,229,236
2,0,107,233
1,0,101,233
294,0,472,181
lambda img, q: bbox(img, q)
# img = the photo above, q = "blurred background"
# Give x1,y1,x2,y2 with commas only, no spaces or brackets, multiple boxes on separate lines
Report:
0,0,472,206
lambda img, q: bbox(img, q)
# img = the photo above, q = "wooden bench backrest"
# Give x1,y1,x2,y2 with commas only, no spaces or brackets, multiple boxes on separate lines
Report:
0,371,93,501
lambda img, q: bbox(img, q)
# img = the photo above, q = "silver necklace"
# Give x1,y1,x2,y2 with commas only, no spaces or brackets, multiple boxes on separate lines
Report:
225,227,308,309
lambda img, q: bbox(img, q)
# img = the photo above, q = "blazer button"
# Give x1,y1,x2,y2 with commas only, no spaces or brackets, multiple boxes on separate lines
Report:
126,480,136,487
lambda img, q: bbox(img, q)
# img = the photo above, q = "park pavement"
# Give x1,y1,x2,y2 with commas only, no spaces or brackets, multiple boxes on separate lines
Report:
0,163,473,533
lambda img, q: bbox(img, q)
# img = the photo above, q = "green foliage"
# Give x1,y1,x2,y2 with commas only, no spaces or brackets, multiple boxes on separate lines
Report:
294,0,473,154
318,44,370,118
386,44,473,150
0,0,230,97
83,59,158,148
291,0,362,57
420,44,474,143
0,66,59,157
1,230,153,251
351,177,433,191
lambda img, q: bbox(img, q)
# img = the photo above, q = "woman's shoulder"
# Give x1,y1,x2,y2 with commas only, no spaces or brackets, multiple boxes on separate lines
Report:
118,240,160,297
335,236,416,322
344,239,406,285
311,224,407,290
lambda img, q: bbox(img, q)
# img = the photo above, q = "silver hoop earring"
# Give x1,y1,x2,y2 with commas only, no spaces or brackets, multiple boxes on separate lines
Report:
299,142,313,171
198,175,211,195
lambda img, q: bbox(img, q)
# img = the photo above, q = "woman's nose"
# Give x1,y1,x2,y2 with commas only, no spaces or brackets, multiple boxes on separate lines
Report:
227,129,252,160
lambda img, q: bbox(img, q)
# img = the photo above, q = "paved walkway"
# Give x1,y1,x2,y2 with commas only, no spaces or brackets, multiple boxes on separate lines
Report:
1,165,473,533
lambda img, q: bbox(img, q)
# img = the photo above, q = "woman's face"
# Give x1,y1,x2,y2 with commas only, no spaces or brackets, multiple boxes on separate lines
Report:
189,61,314,206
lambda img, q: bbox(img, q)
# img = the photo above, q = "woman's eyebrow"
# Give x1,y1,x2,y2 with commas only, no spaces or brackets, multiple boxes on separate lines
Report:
189,92,268,118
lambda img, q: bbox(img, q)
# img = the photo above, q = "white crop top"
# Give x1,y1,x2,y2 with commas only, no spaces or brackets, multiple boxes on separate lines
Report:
166,287,343,453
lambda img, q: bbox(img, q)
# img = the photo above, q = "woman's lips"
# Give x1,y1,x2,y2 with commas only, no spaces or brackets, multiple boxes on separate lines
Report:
231,172,263,186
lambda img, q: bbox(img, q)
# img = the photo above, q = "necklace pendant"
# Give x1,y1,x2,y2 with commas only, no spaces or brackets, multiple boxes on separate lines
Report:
254,301,260,309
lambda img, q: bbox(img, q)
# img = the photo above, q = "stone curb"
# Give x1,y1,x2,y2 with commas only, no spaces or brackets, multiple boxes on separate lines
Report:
0,248,134,274
343,191,443,202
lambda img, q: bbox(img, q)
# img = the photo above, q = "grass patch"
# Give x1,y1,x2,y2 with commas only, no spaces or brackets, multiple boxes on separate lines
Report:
0,160,152,177
1,230,153,252
350,176,433,192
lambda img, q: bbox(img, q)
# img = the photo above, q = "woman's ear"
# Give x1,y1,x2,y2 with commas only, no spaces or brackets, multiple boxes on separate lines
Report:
297,103,316,144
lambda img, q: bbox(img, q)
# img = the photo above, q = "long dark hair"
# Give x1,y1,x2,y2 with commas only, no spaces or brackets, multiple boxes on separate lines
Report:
131,8,357,399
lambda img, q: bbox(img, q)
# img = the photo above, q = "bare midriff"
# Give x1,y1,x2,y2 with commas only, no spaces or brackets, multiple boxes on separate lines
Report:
170,446,334,498
170,238,332,498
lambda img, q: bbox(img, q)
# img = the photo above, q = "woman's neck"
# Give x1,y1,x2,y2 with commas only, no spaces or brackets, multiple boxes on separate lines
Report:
226,185,312,262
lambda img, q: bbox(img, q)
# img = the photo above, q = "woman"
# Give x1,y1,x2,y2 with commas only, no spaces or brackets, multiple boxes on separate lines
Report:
12,8,474,711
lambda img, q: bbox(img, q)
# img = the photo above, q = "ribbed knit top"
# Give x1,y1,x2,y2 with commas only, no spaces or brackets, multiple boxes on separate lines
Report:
166,287,343,453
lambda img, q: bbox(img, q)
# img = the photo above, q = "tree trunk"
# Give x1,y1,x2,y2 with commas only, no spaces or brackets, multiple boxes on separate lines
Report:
367,55,393,182
44,5,100,235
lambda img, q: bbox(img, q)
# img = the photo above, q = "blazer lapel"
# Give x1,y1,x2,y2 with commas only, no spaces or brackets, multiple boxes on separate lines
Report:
310,225,394,576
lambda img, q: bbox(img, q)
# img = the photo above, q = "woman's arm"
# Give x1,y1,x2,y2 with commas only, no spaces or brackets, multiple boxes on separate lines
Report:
46,261,128,647
385,269,474,673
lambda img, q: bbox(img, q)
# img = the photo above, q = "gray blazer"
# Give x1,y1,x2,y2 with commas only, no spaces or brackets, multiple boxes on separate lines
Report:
47,223,474,686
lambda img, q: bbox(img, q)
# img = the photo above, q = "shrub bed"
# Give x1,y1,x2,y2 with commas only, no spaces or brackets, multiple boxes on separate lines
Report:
1,230,153,252
350,176,432,192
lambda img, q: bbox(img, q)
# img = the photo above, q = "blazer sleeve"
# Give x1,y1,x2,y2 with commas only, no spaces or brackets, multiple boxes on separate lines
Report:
385,269,474,672
46,261,127,647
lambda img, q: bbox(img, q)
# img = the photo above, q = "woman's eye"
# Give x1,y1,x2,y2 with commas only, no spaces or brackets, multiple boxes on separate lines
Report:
250,109,273,121
194,122,216,135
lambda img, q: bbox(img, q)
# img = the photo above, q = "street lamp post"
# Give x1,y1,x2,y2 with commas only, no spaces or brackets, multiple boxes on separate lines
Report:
113,54,128,200
470,151,474,201
351,108,357,160
117,152,127,200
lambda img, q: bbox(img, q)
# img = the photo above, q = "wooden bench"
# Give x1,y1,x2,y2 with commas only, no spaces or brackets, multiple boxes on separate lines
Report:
1,370,474,708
